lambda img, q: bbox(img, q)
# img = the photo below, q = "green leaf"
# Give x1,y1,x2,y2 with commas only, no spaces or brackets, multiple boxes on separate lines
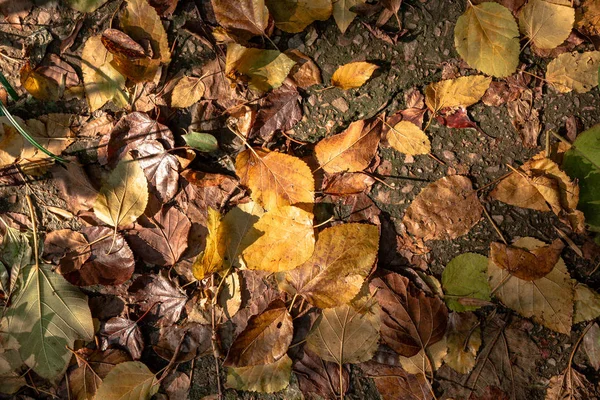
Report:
0,71,19,102
226,354,292,393
3,264,94,379
442,253,491,312
94,361,158,400
562,124,600,231
183,132,219,153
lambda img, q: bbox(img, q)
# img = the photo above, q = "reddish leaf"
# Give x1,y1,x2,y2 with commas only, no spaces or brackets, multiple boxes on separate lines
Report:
162,371,190,400
128,273,188,327
436,107,478,130
249,84,302,142
101,29,147,60
293,348,350,399
133,141,180,203
99,317,145,360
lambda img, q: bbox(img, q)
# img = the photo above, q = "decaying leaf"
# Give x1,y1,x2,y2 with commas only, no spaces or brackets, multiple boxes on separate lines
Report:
454,2,520,77
507,89,541,148
99,317,145,360
278,223,379,308
128,273,187,327
171,76,205,108
293,348,350,399
518,0,574,50
266,0,332,33
360,361,433,400
578,0,600,36
488,237,574,334
442,252,490,312
371,270,448,357
490,239,564,281
332,0,366,33
43,229,89,275
573,284,600,324
212,0,269,40
315,119,381,173
151,323,211,362
323,172,375,195
331,61,379,90
403,175,482,241
583,322,600,370
226,354,292,393
248,83,302,140
546,367,595,400
236,147,314,210
93,361,158,400
242,206,314,272
444,312,481,374
425,75,492,113
546,51,600,93
226,43,296,92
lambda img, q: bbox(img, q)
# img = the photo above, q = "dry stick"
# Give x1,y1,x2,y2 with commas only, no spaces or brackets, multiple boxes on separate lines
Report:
25,195,39,270
280,129,308,145
211,274,223,400
156,334,186,385
482,205,508,245
476,171,513,193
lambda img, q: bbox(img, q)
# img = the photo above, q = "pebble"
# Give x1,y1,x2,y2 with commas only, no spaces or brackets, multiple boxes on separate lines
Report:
442,150,455,161
547,358,556,367
331,97,349,113
492,215,504,225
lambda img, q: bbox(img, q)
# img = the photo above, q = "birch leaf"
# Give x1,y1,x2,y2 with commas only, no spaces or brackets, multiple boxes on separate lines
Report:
546,51,600,93
94,361,158,400
94,154,149,229
387,120,431,156
573,284,600,324
518,0,574,50
454,2,520,77
266,0,332,33
331,62,378,90
171,77,205,108
332,0,366,33
212,0,269,39
442,253,490,312
226,354,292,393
425,75,492,114
192,207,226,280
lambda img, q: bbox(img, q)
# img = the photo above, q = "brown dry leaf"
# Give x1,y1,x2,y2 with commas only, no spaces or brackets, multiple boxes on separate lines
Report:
402,175,482,241
248,84,302,141
546,50,600,93
387,120,431,156
507,89,541,147
444,312,481,374
171,76,205,108
370,270,448,357
293,348,350,399
128,273,187,327
224,299,293,367
578,0,600,36
101,29,147,60
192,207,226,280
488,237,574,334
546,367,595,400
285,50,322,88
99,317,145,360
93,361,158,400
518,0,574,50
236,147,314,210
68,348,131,400
266,0,332,33
583,322,600,371
151,323,211,362
51,161,99,214
278,223,379,308
43,229,89,275
322,172,375,195
0,0,32,28
331,61,379,90
226,353,292,393
573,284,600,324
20,114,78,170
0,120,24,167
425,75,492,114
242,206,314,272
360,361,433,400
212,0,269,40
490,239,564,281
333,0,366,33
490,153,584,233
314,119,381,173
162,371,190,400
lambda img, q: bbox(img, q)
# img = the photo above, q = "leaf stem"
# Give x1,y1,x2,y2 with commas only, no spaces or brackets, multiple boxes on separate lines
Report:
288,293,298,312
25,194,39,270
339,362,344,400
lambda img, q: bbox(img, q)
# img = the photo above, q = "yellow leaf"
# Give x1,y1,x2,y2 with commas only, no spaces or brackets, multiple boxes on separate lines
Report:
578,0,600,36
0,119,24,167
444,312,481,374
242,206,315,272
94,154,149,229
94,361,158,400
314,119,381,173
332,0,365,33
20,63,60,101
226,43,296,92
454,2,520,77
192,207,226,280
235,148,314,210
20,114,77,168
518,0,574,50
266,0,332,33
387,120,430,156
226,354,292,393
221,202,264,269
171,76,205,108
546,51,600,93
331,61,378,90
82,35,127,112
488,237,573,334
212,0,269,40
425,75,492,113
399,337,447,375
278,223,379,308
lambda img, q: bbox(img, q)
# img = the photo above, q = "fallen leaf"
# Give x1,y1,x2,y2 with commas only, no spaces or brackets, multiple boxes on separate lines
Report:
333,0,366,33
490,239,564,281
212,0,269,40
133,140,181,205
226,43,296,92
128,273,187,327
43,229,89,275
93,361,158,400
285,50,322,88
226,353,292,393
442,252,491,312
573,284,600,324
20,62,60,101
488,237,573,334
162,371,190,400
0,0,32,28
278,223,379,308
151,323,212,362
518,0,574,50
51,161,99,214
293,348,350,399
371,270,448,357
546,367,595,400
578,0,600,36
454,2,520,77
425,75,492,113
436,107,479,131
331,61,379,90
67,0,109,12
266,0,332,33
222,202,265,269
249,84,302,141
242,206,315,272
360,361,433,400
583,322,600,370
224,299,293,367
171,76,205,108
101,28,148,59
94,154,149,229
314,119,381,173
236,147,314,210
20,114,78,169
402,175,482,241
387,120,430,156
192,207,226,280
398,336,447,375
0,121,24,167
546,51,600,93
507,89,541,147
182,131,218,152
99,317,145,360
322,172,375,195
444,312,481,374
81,35,127,112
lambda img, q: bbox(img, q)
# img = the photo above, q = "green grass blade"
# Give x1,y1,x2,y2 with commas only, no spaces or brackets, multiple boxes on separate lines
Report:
0,71,19,102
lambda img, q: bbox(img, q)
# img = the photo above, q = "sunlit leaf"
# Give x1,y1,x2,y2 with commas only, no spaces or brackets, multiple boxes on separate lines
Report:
331,61,378,90
332,0,366,33
425,75,492,114
171,76,205,108
266,0,331,33
94,361,158,400
442,252,490,312
546,51,600,94
518,0,574,50
226,354,292,393
387,120,430,156
444,312,481,374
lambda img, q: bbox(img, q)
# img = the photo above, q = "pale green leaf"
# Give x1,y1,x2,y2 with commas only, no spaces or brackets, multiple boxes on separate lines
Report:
94,361,158,400
442,253,490,312
183,132,218,153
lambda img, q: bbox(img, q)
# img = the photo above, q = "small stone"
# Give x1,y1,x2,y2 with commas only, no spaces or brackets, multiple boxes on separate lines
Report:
442,150,455,161
547,358,556,367
404,154,414,164
331,97,349,113
401,184,414,194
492,215,504,225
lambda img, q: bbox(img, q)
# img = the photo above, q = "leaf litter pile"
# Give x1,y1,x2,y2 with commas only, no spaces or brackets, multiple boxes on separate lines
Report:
2,0,600,399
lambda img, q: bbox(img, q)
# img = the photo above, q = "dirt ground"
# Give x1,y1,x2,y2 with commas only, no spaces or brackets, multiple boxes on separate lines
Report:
1,0,600,399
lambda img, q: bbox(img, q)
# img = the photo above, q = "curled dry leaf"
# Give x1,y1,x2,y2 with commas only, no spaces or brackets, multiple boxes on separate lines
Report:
402,175,482,241
43,229,89,275
224,299,293,367
546,367,595,400
489,239,564,281
518,0,574,50
488,237,573,334
278,223,379,309
226,354,292,393
285,50,322,88
242,206,315,272
507,89,541,148
360,361,433,400
93,361,158,400
387,120,431,156
293,348,350,399
546,51,600,93
441,252,490,312
331,61,379,90
101,29,147,60
444,312,481,375
425,75,492,113
236,147,314,210
266,0,332,33
99,317,145,360
370,270,448,357
212,0,269,40
454,2,519,77
314,119,381,173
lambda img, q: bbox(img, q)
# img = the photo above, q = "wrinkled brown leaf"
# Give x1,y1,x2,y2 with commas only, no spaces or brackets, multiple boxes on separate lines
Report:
129,273,187,327
490,239,564,281
99,317,145,360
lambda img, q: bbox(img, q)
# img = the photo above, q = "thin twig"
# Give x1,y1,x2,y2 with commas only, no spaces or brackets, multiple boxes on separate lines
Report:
211,274,223,400
482,205,507,245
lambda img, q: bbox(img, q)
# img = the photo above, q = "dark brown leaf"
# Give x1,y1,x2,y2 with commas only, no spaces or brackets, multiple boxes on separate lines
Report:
51,161,99,214
99,317,145,360
152,322,212,363
249,84,302,142
44,229,89,275
211,0,269,40
162,371,190,400
128,273,187,327
490,239,564,281
293,348,349,400
370,270,448,357
101,29,148,60
360,361,433,400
